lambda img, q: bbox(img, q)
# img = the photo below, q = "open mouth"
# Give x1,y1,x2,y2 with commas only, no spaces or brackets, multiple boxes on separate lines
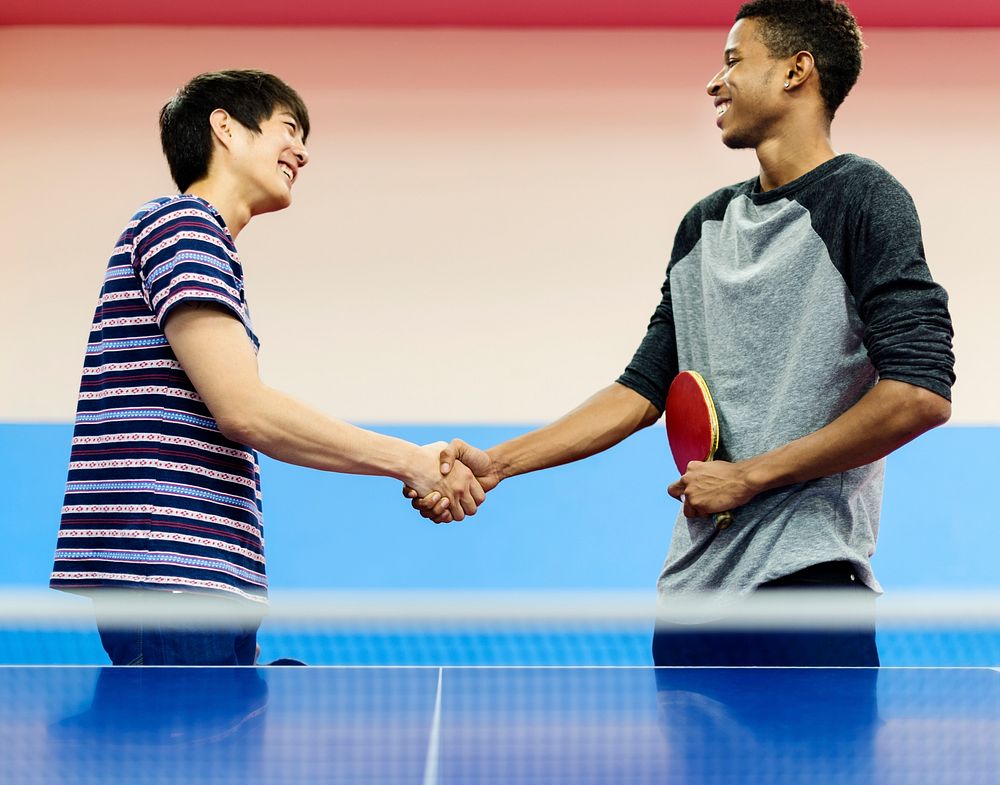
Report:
278,163,294,183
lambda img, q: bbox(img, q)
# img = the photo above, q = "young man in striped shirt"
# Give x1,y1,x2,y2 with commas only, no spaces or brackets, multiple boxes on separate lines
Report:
51,70,485,666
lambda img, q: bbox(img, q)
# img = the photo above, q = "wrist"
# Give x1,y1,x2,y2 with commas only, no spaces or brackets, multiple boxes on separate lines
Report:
485,446,511,485
396,443,436,490
739,451,791,495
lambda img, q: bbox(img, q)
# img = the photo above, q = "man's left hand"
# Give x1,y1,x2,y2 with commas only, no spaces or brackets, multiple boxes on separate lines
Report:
667,460,757,519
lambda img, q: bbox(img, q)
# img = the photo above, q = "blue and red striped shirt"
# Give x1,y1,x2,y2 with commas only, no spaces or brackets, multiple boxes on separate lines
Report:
51,195,267,603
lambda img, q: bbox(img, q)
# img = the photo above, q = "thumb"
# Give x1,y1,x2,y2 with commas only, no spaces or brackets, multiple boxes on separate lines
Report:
448,438,492,477
667,479,685,500
439,441,458,475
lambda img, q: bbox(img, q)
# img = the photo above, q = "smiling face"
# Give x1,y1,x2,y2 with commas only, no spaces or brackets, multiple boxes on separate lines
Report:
230,107,309,216
706,18,788,150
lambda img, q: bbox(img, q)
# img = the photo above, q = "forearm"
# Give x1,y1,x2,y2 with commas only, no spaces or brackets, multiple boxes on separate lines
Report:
220,382,429,486
488,383,660,483
741,379,951,494
162,305,436,492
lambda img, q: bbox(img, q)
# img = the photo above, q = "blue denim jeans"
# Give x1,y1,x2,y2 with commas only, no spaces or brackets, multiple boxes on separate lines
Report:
93,591,262,666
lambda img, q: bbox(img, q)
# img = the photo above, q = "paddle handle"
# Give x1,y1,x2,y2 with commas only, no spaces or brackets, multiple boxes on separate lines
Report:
713,511,734,530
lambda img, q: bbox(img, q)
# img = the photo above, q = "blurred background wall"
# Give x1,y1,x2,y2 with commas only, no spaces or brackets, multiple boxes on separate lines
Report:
1,3,996,593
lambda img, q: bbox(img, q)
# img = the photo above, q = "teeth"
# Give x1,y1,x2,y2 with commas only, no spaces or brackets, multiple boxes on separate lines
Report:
716,102,731,116
279,164,293,181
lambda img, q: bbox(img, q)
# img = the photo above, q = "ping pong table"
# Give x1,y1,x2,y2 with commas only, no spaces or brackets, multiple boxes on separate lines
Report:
2,665,997,784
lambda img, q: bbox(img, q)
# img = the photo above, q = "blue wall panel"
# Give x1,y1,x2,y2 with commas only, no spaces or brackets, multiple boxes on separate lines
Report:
0,424,995,591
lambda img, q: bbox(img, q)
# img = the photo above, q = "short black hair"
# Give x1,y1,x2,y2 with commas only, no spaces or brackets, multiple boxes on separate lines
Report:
159,69,310,192
735,0,864,118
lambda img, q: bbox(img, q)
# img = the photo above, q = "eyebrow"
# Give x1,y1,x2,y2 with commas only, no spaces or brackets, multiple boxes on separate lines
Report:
724,47,741,61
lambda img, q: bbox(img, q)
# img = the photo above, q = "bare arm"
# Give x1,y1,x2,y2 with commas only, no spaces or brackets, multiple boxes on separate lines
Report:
164,304,484,517
407,382,661,521
670,378,951,518
488,382,661,484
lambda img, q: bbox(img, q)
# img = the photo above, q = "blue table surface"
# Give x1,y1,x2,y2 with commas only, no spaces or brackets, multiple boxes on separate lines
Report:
2,665,997,785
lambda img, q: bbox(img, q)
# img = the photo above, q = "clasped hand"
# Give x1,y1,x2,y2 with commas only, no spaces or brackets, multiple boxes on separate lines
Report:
406,440,499,523
667,459,756,519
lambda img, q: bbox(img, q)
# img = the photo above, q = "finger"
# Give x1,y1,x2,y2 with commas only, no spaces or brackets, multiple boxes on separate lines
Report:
470,477,486,506
439,443,457,475
403,485,418,499
411,491,442,511
667,479,684,499
432,510,453,524
419,498,447,520
453,468,486,506
438,496,465,521
683,498,708,519
458,493,478,517
453,480,478,516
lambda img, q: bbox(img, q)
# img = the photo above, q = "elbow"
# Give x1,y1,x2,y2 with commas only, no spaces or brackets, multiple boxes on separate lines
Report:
214,409,261,448
203,384,270,448
639,405,663,430
907,386,951,432
927,395,952,429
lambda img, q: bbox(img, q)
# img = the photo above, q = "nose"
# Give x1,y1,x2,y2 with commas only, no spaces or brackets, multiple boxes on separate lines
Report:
293,143,309,168
706,68,724,96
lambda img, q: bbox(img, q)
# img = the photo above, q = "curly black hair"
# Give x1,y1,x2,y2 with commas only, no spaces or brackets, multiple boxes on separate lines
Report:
735,0,864,118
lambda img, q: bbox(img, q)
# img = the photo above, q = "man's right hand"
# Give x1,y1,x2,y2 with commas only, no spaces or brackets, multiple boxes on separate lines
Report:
404,439,501,524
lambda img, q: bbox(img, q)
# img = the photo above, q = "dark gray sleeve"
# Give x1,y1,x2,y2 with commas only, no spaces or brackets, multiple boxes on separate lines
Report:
615,273,678,415
616,213,701,414
843,174,955,400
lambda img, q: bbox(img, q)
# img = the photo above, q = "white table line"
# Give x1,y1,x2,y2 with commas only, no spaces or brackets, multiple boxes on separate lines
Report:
422,667,444,785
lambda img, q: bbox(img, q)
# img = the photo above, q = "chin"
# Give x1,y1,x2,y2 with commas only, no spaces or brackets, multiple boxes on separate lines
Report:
720,129,755,150
256,194,292,215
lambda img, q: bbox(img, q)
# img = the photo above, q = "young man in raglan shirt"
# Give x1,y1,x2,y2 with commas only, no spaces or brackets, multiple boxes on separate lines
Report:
51,70,485,666
408,0,955,666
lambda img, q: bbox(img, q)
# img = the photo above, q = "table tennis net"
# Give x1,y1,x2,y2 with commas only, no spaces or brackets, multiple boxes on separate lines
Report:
0,589,997,666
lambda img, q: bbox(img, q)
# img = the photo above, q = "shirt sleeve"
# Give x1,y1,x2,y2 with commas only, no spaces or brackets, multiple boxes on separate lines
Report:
615,213,699,414
132,202,248,331
845,174,956,401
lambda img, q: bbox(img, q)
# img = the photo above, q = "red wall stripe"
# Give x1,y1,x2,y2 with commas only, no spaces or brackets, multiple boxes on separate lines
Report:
2,0,999,28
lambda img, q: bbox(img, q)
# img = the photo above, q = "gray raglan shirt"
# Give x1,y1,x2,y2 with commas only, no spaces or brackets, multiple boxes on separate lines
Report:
617,154,955,597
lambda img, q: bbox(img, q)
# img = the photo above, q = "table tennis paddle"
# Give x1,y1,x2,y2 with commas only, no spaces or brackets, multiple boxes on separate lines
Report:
665,370,734,530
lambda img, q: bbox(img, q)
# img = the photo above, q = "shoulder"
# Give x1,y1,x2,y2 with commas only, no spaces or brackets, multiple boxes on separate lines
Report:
132,196,232,260
134,195,226,237
829,154,915,205
670,178,753,259
686,178,754,224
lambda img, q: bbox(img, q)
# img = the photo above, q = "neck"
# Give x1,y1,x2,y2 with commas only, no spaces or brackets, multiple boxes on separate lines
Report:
754,118,836,192
185,174,252,239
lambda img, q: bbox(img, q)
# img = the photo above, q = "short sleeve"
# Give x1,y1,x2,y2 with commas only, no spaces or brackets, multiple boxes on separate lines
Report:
132,200,248,331
615,211,701,413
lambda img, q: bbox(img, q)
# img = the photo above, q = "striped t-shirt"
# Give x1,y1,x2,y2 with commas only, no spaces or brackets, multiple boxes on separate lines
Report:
50,195,268,603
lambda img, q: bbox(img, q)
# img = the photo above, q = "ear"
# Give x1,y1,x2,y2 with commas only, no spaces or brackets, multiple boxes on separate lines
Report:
783,50,816,91
208,108,235,150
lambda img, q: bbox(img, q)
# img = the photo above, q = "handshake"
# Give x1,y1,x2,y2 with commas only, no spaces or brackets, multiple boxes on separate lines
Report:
404,439,500,524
